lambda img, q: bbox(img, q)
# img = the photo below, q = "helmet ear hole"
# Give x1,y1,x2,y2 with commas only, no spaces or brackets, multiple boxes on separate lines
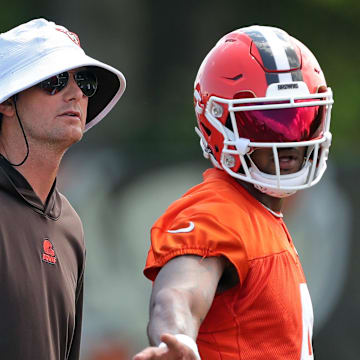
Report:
225,116,233,131
200,122,211,136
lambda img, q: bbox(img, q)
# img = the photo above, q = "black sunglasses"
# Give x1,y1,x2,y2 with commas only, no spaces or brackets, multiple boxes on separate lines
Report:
39,70,98,97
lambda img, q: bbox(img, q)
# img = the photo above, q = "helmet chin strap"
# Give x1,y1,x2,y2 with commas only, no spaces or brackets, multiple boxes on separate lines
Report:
249,161,311,198
253,182,297,198
7,96,30,167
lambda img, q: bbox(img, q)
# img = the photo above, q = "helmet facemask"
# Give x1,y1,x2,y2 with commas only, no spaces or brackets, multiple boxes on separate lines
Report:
195,83,333,198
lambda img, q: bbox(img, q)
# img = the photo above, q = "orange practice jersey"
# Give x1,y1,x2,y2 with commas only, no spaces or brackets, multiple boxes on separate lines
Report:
144,168,314,360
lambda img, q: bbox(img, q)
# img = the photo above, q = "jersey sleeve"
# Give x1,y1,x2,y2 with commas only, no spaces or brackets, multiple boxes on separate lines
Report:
144,208,249,284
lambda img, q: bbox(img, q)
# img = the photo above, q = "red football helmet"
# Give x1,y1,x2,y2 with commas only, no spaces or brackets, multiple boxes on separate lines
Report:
194,25,333,197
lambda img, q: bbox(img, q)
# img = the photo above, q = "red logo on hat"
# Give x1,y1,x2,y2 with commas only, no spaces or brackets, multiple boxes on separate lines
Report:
56,26,81,47
42,239,57,264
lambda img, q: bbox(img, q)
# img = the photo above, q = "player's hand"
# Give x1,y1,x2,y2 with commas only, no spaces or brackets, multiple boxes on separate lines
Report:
132,333,200,360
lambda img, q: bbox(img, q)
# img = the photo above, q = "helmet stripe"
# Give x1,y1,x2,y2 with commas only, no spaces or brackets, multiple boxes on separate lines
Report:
291,70,303,81
243,29,280,85
243,26,302,84
273,28,303,82
273,29,301,68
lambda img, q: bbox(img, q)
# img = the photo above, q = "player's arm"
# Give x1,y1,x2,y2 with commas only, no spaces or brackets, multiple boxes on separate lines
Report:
133,254,226,360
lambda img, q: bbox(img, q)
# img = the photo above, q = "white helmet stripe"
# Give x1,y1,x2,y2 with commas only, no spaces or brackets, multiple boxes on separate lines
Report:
243,26,302,84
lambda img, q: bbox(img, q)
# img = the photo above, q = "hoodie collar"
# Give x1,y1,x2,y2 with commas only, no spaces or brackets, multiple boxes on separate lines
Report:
0,155,61,220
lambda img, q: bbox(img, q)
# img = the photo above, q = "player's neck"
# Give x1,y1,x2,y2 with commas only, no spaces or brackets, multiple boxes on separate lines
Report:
238,180,284,213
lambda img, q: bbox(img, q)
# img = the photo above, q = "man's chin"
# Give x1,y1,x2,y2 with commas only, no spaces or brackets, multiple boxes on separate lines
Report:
69,131,84,145
56,129,84,149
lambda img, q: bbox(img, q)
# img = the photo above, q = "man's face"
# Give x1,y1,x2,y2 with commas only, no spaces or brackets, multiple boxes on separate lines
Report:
250,147,307,175
16,68,89,148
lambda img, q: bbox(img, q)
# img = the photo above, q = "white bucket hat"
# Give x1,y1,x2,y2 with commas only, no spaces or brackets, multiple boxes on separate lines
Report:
0,18,126,131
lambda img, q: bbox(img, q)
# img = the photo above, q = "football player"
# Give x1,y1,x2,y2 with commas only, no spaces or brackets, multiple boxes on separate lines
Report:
133,25,333,360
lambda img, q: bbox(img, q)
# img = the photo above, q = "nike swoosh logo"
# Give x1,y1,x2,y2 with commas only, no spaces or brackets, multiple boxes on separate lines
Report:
167,221,195,233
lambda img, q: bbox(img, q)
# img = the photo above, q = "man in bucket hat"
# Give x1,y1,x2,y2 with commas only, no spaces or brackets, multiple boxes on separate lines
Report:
0,18,126,359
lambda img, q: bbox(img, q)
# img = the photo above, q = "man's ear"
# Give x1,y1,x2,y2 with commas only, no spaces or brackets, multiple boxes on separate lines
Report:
0,98,16,118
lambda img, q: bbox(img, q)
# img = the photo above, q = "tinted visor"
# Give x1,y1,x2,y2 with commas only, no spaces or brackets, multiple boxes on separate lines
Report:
232,100,325,142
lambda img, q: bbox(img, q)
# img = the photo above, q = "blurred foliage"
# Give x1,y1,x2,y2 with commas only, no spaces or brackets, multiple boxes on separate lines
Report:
1,0,359,163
